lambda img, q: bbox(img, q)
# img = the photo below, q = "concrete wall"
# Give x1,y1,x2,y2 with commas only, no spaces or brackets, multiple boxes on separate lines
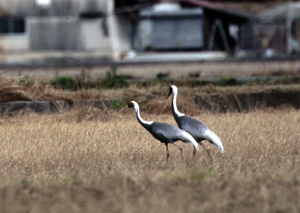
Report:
115,15,132,53
0,35,29,52
107,14,132,59
80,18,110,51
28,16,111,52
0,16,112,52
29,17,82,50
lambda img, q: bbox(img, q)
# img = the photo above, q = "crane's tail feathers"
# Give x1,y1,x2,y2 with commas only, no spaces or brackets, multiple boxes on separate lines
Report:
182,131,199,151
205,130,224,154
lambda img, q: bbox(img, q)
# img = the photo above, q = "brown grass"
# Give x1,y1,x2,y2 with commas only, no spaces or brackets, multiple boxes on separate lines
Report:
0,106,299,213
0,75,74,105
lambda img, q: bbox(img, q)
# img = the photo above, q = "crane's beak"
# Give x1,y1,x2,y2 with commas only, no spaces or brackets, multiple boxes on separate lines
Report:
166,87,172,99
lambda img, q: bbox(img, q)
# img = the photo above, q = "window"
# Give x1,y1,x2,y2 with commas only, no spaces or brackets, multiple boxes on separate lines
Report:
0,17,26,35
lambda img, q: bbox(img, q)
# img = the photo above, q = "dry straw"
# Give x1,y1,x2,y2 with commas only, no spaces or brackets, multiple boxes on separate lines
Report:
0,106,299,212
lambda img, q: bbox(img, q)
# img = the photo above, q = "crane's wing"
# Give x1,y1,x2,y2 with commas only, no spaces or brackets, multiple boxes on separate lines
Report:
178,116,223,153
203,129,224,153
178,116,208,138
150,122,199,150
150,122,183,142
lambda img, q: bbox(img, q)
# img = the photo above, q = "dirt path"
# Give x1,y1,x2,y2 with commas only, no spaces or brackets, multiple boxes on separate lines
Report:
1,59,300,80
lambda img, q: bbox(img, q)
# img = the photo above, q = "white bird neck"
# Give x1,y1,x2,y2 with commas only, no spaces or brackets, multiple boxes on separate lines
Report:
134,104,153,126
172,87,185,117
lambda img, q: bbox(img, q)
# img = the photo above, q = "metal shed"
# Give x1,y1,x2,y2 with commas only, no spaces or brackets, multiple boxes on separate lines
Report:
258,2,300,55
177,0,253,54
242,2,300,57
137,3,204,51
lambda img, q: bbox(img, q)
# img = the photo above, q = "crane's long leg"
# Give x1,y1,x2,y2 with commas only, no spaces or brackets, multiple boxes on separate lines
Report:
199,142,213,163
172,143,183,162
165,143,170,163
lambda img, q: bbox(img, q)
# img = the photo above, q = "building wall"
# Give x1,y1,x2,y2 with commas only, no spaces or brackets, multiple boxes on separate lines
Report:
0,0,114,56
29,17,82,50
137,7,204,51
115,15,132,53
80,18,110,51
107,13,132,59
136,19,152,51
0,0,138,60
151,17,203,50
0,35,29,52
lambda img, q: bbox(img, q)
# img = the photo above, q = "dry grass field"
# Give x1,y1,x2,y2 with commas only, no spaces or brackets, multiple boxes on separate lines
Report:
0,104,299,213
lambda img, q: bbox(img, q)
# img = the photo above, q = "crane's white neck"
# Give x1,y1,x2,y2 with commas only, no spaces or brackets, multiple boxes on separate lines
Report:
172,86,185,117
133,102,153,126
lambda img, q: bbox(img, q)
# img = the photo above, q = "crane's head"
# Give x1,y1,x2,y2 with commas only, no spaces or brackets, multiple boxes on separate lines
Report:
128,101,139,112
128,101,135,108
167,85,177,99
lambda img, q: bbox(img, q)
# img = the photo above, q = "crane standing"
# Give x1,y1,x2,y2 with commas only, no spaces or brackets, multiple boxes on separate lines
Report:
167,85,223,162
128,101,199,163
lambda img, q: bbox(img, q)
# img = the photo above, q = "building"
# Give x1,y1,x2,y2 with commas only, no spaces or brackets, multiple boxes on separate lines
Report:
0,0,255,63
180,0,253,55
0,0,111,55
118,0,253,58
240,2,300,58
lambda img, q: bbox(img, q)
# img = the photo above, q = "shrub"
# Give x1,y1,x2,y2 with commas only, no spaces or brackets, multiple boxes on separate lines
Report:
217,76,241,86
51,76,76,90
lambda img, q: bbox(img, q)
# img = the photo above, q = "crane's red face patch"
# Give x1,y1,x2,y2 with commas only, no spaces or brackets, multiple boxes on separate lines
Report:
128,102,134,108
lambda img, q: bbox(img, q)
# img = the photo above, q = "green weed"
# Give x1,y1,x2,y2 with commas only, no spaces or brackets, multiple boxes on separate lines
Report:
51,76,76,90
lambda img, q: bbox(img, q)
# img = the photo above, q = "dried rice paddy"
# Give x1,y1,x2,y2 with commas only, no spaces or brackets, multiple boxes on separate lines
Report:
0,106,299,213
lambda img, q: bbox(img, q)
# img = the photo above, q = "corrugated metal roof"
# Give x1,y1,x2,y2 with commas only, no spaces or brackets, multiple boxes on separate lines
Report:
181,0,223,10
179,0,254,21
258,2,300,22
115,0,254,21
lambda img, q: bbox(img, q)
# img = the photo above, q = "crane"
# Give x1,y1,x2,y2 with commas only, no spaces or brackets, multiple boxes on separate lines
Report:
128,101,199,163
167,85,223,162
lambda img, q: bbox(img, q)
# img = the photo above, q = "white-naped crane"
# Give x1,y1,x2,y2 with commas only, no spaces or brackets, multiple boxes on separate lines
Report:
128,101,199,163
167,85,223,162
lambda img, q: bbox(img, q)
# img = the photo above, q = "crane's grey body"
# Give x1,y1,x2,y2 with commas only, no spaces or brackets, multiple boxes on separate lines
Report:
173,114,210,143
168,85,224,159
142,121,195,144
128,101,199,162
